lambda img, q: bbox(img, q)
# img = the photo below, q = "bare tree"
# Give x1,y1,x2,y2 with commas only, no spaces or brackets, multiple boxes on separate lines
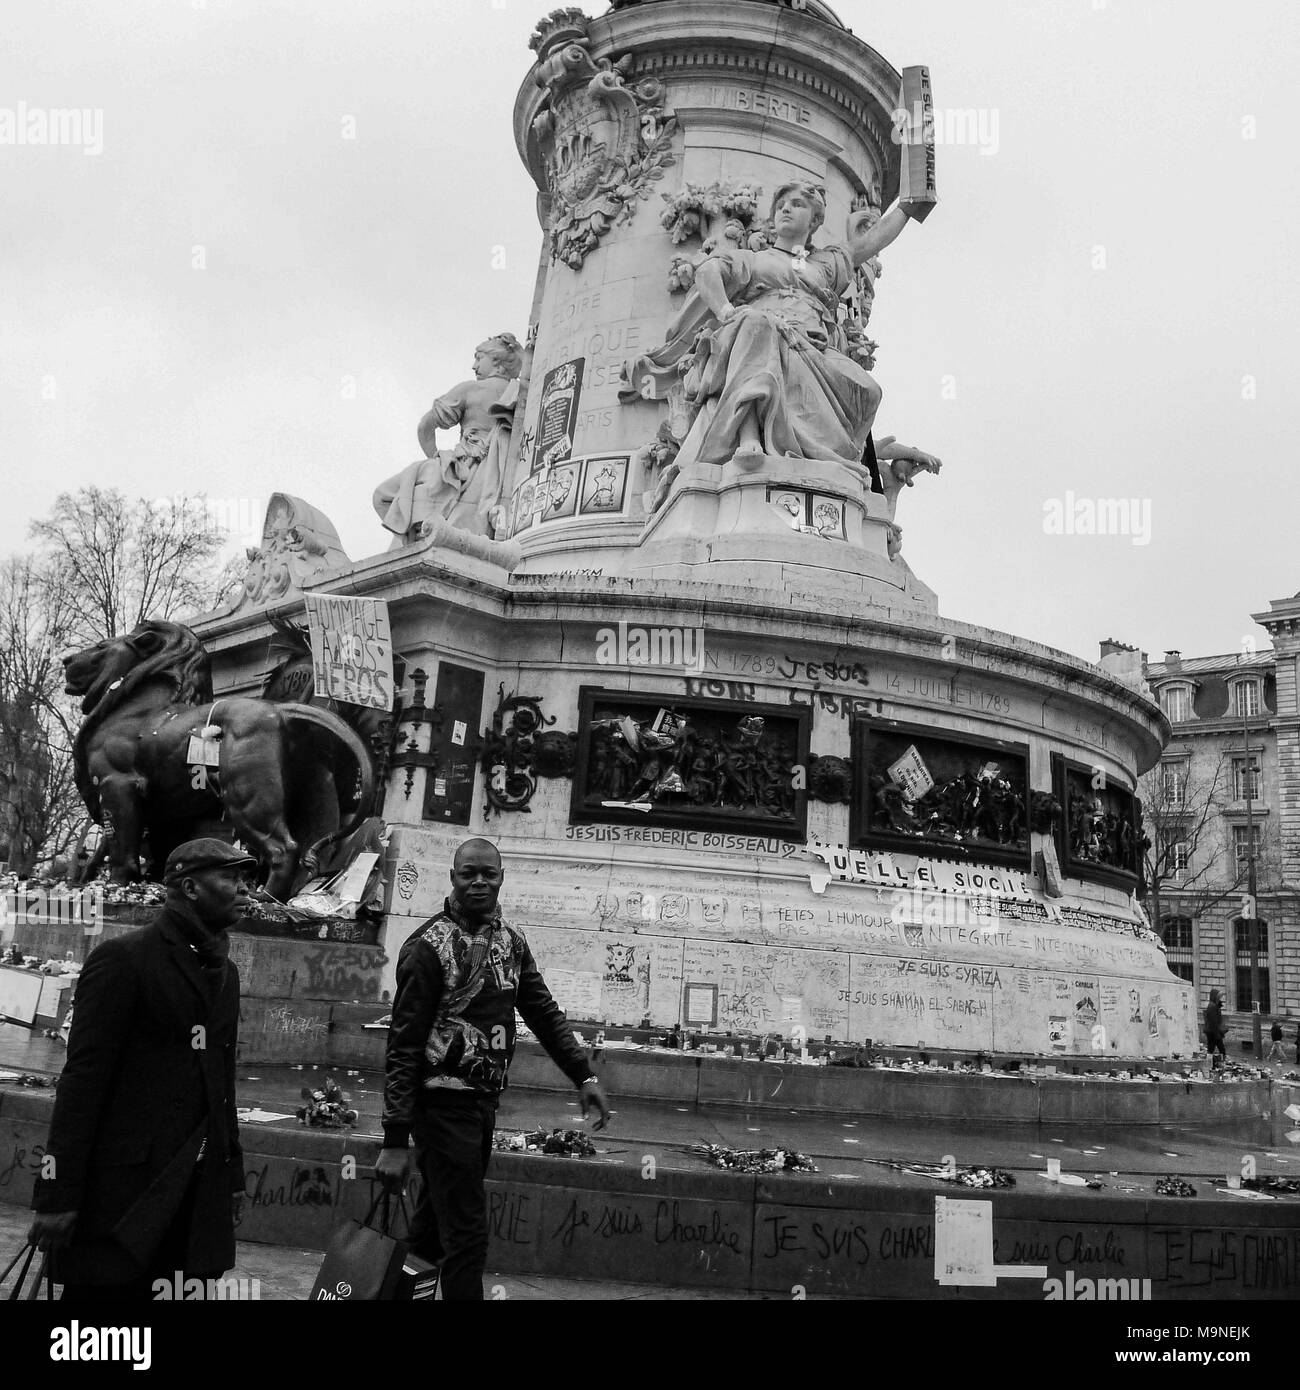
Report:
0,488,244,874
0,556,81,875
28,487,234,646
1139,750,1282,934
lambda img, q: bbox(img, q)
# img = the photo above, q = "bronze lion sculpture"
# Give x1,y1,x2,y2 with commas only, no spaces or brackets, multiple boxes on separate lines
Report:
66,620,374,900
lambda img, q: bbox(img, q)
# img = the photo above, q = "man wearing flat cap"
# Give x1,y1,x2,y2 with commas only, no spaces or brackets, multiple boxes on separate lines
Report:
29,837,255,1300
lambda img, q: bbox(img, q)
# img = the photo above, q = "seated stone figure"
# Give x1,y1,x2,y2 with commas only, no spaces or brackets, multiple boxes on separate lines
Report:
620,181,921,473
374,333,524,545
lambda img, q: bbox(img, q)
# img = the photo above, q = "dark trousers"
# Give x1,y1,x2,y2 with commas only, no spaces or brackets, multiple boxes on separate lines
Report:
410,1095,497,1301
1207,1034,1226,1061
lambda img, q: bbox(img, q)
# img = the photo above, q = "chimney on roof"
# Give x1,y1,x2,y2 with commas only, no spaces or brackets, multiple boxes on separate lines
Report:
1098,640,1147,693
1164,650,1181,666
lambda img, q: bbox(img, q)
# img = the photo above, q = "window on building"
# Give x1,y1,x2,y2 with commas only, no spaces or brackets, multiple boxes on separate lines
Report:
1232,823,1261,870
1232,918,1271,1014
1160,914,1195,984
1160,834,1189,879
1232,756,1261,802
1161,686,1191,722
1233,680,1261,719
1161,761,1188,804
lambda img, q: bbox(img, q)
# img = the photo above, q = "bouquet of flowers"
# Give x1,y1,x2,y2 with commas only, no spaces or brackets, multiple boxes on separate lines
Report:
690,1143,818,1175
494,1127,596,1157
296,1077,358,1128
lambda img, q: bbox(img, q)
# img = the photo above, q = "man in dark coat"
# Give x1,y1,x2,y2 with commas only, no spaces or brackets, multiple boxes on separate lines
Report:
28,838,254,1300
376,837,611,1300
1204,988,1227,1069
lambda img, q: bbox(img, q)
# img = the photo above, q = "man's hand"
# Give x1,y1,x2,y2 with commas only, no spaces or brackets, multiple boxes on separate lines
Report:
580,1080,611,1131
28,1210,77,1251
375,1147,412,1193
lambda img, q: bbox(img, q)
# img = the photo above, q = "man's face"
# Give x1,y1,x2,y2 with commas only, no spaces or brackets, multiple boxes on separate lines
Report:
450,847,503,920
184,864,252,930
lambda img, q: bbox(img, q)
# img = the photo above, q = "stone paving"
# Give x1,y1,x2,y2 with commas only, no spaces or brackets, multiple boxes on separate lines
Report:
0,1202,783,1301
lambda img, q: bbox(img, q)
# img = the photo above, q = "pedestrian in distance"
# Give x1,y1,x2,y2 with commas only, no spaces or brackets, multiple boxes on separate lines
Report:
377,838,610,1300
28,838,254,1301
1267,1019,1285,1063
1204,988,1228,1069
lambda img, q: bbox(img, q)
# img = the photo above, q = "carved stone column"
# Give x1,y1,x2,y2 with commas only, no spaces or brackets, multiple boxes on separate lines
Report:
508,1,912,601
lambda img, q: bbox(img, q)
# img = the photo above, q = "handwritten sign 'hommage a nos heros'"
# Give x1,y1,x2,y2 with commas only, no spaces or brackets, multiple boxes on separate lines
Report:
305,594,394,709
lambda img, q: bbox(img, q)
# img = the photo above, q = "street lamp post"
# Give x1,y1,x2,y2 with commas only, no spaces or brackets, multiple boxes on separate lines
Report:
1240,690,1263,1059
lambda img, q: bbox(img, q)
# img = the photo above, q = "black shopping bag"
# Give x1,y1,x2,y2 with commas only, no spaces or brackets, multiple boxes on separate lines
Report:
1,1242,53,1301
310,1193,412,1302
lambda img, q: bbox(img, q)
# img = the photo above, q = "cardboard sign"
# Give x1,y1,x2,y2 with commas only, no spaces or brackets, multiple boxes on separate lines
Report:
305,594,394,710
888,744,934,803
897,65,937,222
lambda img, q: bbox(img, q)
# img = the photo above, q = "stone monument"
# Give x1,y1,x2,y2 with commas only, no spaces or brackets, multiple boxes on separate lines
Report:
193,0,1192,1061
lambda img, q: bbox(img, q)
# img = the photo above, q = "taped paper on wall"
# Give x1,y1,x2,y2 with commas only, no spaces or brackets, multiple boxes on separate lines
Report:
934,1196,995,1287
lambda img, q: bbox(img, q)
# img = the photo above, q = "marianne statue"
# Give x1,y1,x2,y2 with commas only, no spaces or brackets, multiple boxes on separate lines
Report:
374,332,524,545
621,182,940,511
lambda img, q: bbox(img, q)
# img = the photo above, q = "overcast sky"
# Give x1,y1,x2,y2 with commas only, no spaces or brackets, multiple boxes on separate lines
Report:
2,0,1297,665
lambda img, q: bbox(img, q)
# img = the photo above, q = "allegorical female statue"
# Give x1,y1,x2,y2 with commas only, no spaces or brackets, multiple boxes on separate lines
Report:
621,182,934,484
373,332,524,545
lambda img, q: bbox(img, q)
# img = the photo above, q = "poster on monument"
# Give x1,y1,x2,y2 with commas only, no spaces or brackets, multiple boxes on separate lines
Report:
304,594,394,710
532,357,584,471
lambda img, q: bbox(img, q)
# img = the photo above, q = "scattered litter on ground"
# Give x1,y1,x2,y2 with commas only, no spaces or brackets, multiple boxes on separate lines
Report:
1243,1175,1300,1195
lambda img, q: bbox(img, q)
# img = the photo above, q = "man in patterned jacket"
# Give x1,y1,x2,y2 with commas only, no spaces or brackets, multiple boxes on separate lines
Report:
376,837,610,1299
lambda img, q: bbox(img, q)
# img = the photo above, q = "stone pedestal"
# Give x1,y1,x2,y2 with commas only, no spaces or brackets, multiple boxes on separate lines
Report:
622,452,932,605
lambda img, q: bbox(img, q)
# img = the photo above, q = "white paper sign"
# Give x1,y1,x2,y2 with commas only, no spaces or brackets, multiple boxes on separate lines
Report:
304,594,394,710
452,720,467,746
685,984,716,1025
887,744,934,803
186,735,221,767
934,1196,995,1287
547,968,602,1019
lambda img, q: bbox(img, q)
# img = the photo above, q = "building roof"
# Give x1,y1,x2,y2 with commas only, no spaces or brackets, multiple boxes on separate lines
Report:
612,0,847,24
1146,651,1274,681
